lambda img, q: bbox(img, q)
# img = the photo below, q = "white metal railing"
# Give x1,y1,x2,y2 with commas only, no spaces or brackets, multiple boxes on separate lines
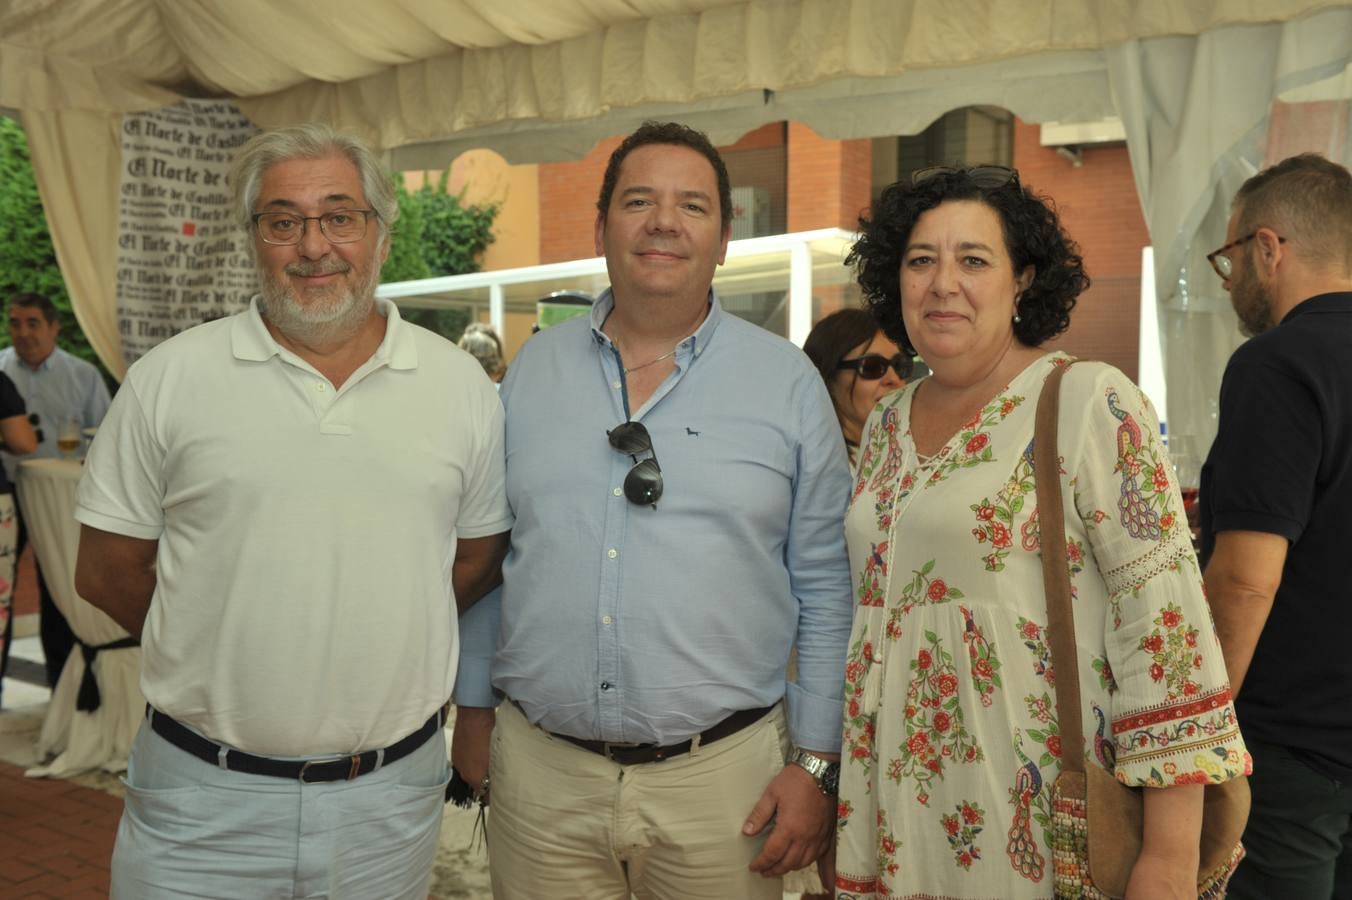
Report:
377,228,859,347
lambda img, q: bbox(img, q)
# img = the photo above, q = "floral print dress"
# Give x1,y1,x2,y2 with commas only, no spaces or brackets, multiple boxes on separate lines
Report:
834,354,1249,900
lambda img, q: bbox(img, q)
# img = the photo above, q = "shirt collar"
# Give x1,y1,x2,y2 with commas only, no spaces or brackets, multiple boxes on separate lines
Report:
588,287,725,359
1281,291,1352,325
231,295,417,370
15,348,58,373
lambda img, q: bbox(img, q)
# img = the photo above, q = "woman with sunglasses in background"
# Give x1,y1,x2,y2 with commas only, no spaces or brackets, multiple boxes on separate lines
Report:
832,166,1248,899
782,309,912,899
804,308,914,469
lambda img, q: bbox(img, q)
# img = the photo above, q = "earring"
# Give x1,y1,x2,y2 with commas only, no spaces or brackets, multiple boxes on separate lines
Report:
1013,313,1022,323
1013,293,1022,324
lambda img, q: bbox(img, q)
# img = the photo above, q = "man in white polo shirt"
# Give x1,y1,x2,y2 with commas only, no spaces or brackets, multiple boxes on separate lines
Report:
73,124,510,899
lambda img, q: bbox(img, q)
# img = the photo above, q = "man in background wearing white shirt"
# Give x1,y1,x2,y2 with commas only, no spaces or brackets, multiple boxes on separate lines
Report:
0,292,110,688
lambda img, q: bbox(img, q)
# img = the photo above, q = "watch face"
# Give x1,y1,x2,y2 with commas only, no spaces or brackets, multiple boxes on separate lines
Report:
822,763,840,795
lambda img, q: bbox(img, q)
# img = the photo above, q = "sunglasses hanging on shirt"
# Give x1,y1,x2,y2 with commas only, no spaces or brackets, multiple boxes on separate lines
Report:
607,420,663,508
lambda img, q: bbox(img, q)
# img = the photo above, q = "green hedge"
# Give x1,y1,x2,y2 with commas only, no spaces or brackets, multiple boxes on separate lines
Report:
381,170,499,343
0,116,108,380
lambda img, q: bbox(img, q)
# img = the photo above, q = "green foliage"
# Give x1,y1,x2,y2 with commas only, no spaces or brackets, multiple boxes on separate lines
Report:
380,173,432,284
380,170,498,342
418,169,498,278
0,117,110,380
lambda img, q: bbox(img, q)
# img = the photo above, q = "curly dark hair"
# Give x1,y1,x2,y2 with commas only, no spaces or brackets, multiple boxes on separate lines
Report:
596,121,733,227
847,168,1089,354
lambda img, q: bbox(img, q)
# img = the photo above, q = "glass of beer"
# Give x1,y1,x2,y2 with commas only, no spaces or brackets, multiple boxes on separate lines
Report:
56,417,82,459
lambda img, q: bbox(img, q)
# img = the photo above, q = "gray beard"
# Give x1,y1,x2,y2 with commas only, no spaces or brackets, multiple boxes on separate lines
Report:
1230,270,1275,337
257,261,378,346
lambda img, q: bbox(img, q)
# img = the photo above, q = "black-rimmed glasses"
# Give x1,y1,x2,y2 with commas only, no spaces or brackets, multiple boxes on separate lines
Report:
911,164,1019,189
251,209,378,245
837,353,913,381
1206,232,1286,279
607,421,662,508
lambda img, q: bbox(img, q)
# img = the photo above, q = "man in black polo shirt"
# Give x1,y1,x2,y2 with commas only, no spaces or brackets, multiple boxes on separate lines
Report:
1201,152,1352,899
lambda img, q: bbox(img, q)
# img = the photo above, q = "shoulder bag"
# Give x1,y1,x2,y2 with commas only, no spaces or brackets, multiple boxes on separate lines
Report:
1034,360,1249,899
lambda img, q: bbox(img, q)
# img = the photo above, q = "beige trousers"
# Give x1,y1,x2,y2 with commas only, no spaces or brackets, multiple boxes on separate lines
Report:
487,700,790,900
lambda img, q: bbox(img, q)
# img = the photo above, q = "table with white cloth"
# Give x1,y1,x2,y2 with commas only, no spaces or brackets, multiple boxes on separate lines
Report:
16,458,143,777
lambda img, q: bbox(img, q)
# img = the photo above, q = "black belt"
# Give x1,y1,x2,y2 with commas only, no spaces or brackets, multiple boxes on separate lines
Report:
548,704,776,766
147,705,447,783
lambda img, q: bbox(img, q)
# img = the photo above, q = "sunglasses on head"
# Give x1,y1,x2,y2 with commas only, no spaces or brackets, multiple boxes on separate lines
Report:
607,420,663,508
911,164,1019,189
837,353,913,381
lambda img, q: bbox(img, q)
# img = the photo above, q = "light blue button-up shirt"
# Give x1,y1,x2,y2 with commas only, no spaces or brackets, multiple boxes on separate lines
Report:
456,290,852,752
0,346,111,481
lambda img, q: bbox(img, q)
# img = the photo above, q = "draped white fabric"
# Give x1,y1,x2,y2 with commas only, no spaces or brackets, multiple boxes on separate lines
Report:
6,0,1337,120
3,0,1352,410
1108,6,1352,455
16,460,143,778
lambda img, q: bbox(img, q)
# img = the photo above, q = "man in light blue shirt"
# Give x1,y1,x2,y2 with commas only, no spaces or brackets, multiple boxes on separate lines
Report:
455,122,852,898
1,292,111,687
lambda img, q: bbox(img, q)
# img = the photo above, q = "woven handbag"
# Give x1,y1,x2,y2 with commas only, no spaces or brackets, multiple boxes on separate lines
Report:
1033,361,1249,899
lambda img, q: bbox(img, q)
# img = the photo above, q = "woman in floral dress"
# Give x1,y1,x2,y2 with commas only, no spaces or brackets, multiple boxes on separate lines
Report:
833,166,1249,899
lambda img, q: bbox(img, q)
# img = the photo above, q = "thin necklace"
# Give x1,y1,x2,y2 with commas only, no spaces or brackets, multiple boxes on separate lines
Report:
622,347,677,375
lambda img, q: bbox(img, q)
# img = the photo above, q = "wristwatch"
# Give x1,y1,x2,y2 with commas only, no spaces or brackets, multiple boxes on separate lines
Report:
789,748,840,795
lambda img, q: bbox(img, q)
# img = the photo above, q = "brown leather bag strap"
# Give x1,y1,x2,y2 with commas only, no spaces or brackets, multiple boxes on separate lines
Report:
1033,360,1087,777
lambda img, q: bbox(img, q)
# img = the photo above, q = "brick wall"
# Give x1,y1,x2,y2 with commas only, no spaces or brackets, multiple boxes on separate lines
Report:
531,119,1148,377
1012,120,1148,380
786,122,873,232
537,123,791,264
537,136,621,264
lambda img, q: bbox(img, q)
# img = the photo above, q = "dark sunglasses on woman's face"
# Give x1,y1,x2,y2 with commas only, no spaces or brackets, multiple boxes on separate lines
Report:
837,353,914,381
607,420,663,508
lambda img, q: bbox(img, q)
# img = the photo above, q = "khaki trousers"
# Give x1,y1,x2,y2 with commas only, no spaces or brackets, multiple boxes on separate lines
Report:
487,700,790,900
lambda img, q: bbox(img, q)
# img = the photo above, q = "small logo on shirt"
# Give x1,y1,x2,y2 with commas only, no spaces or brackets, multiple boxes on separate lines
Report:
685,427,702,437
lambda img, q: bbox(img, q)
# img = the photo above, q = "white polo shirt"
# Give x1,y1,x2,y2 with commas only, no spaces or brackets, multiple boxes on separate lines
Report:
76,298,512,756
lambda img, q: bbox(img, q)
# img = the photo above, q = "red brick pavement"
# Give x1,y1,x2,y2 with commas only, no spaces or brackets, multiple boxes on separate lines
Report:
0,761,119,899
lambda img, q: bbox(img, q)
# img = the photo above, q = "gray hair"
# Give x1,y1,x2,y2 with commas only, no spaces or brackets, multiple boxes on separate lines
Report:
229,124,398,249
458,322,504,378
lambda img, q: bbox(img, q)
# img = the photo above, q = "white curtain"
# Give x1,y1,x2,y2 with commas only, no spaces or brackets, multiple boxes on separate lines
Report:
1108,7,1352,465
20,110,127,380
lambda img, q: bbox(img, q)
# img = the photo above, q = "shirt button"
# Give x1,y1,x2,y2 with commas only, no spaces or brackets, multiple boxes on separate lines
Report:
613,487,623,497
612,381,622,389
602,615,613,625
607,548,618,559
600,681,612,690
316,383,326,392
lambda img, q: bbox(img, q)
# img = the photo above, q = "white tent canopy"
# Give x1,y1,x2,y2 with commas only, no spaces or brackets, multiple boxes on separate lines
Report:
4,0,1352,448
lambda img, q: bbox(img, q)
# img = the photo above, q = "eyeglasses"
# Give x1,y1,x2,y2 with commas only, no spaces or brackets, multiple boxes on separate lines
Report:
911,165,1019,189
1206,232,1286,279
251,209,378,245
607,421,663,508
27,412,43,444
837,353,914,381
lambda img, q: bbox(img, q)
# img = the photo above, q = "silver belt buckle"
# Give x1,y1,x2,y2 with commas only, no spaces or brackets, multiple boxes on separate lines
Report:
299,754,361,783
